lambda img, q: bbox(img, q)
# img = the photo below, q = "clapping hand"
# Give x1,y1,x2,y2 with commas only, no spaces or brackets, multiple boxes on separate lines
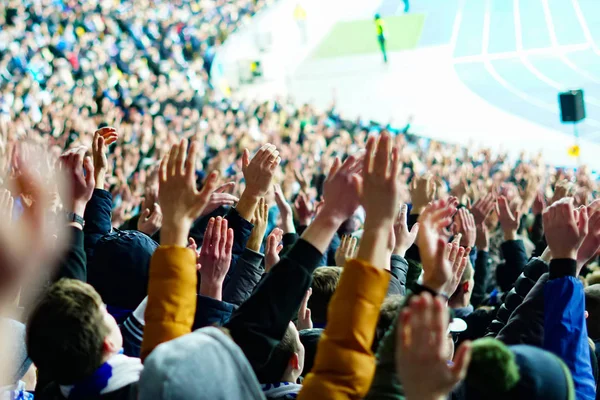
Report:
496,196,520,241
138,200,163,237
265,228,284,272
409,174,437,215
198,217,234,300
335,235,358,267
58,146,95,219
297,288,313,331
543,198,587,261
453,208,476,248
392,204,419,257
469,193,495,226
417,199,457,294
201,182,239,217
247,197,269,252
92,127,118,190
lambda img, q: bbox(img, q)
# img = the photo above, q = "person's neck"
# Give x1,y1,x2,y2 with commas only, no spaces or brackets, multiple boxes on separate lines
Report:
280,370,300,384
449,294,470,309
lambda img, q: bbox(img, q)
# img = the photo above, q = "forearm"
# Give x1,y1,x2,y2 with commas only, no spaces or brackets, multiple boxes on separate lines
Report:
235,192,260,222
281,214,296,234
54,227,87,282
358,222,393,270
300,209,343,254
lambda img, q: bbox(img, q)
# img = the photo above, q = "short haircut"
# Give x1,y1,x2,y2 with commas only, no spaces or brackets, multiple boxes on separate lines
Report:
309,267,342,326
256,324,300,383
586,284,600,340
27,279,110,384
373,295,403,352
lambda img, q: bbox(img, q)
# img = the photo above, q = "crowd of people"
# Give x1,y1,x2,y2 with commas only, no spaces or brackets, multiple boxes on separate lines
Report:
3,1,600,400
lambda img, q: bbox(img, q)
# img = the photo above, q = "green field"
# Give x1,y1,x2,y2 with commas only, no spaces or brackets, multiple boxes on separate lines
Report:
312,14,425,59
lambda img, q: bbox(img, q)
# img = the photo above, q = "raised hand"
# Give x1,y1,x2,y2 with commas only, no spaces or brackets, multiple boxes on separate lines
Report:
294,192,314,226
357,133,401,270
297,288,313,331
335,235,358,267
577,210,600,271
200,182,239,217
138,200,163,237
409,174,436,215
393,204,419,257
159,139,219,247
550,179,572,205
198,217,234,300
532,191,546,216
543,198,588,261
92,127,118,190
417,199,457,294
274,184,295,234
59,146,95,218
469,193,495,226
396,293,471,400
247,197,269,252
454,208,476,248
445,242,470,297
265,228,284,272
187,237,202,271
496,196,520,241
236,144,280,221
320,153,363,225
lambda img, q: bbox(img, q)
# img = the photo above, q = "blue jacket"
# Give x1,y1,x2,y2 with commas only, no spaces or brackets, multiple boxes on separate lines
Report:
544,259,596,400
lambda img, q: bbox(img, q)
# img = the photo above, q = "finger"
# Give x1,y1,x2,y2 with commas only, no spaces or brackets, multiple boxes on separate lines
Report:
373,133,390,176
185,141,199,184
216,182,236,193
220,218,229,254
193,171,219,217
364,135,376,174
167,143,179,177
176,139,187,176
579,206,589,237
409,222,419,239
141,208,151,221
242,149,250,172
390,146,400,180
276,244,283,253
328,157,342,178
202,218,215,255
213,217,223,257
159,152,169,183
83,156,94,188
432,296,447,358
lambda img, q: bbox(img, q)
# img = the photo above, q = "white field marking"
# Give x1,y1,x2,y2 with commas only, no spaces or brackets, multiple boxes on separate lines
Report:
450,0,467,53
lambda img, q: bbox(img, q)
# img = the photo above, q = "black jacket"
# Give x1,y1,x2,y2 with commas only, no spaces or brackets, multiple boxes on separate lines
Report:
387,255,409,296
224,239,323,381
36,382,138,400
223,248,264,306
487,257,548,338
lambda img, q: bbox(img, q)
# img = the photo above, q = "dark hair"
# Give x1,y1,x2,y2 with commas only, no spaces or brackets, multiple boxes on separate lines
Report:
309,267,342,326
256,324,300,383
373,295,403,352
26,279,110,384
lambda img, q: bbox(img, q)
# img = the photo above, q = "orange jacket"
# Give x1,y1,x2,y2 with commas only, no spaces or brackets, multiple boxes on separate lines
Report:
140,246,197,361
299,259,391,400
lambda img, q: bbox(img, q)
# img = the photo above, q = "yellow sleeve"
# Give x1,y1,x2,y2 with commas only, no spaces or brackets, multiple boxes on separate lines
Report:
140,246,197,361
298,259,391,400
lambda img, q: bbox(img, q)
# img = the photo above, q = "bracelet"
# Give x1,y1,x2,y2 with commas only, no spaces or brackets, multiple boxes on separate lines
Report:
413,283,449,301
66,212,85,227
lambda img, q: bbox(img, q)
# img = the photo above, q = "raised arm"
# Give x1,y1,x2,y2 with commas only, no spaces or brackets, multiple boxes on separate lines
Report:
225,152,363,374
141,139,218,361
300,133,400,400
542,198,596,400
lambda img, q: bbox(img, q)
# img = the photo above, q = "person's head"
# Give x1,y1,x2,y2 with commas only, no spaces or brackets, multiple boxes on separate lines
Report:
585,284,600,340
373,295,403,352
464,339,575,400
309,267,342,326
26,279,122,384
374,13,381,20
88,230,158,319
140,327,265,400
449,262,474,308
257,322,305,384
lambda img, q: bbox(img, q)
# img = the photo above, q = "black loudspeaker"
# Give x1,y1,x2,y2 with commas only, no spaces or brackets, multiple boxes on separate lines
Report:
559,89,586,123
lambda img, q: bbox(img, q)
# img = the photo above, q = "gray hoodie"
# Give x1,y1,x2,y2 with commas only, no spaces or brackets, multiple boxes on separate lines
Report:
139,326,266,400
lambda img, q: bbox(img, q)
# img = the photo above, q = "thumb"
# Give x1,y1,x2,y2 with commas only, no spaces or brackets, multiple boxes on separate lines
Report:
305,308,311,321
141,208,151,220
409,222,420,238
242,149,250,170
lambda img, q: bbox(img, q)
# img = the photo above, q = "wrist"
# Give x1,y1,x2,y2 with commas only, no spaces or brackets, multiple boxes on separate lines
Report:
161,221,192,247
503,230,517,241
282,215,296,234
410,206,425,216
551,251,577,261
314,205,347,227
392,247,407,257
94,171,106,189
68,201,87,217
199,280,223,301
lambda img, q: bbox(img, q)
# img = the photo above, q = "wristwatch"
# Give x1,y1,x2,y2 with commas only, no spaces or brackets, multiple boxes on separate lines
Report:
66,212,85,227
